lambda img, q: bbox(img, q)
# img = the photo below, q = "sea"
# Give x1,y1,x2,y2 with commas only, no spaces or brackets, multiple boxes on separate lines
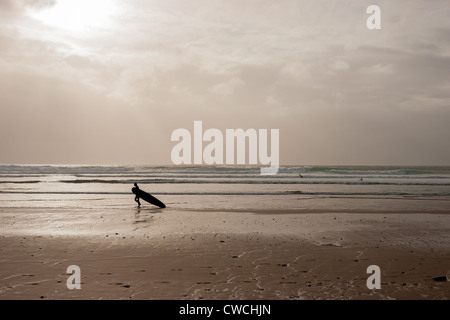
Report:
1,165,450,213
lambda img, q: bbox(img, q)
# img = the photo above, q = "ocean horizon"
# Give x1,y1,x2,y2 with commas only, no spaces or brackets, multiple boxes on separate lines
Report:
1,164,450,213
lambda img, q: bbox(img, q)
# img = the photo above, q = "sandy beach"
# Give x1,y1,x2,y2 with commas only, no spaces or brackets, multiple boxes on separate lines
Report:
1,207,449,300
2,0,450,306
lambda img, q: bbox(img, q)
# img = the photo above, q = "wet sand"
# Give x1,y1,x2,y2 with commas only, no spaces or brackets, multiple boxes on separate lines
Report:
0,209,449,300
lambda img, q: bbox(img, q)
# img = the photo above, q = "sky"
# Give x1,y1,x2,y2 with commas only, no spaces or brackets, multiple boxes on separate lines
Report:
1,0,449,166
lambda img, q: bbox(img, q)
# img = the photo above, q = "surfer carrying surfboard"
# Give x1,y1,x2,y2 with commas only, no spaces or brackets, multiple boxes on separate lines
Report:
134,183,141,207
132,183,166,208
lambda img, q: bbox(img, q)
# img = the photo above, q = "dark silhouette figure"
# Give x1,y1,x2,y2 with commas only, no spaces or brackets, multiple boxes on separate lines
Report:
134,183,141,207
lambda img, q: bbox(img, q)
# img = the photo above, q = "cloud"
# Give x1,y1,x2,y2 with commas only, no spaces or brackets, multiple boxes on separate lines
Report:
329,60,350,71
0,0,55,15
210,77,245,96
359,64,394,75
1,0,450,165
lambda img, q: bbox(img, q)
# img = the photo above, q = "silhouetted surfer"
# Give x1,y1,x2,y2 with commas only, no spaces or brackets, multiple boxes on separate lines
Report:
134,183,141,207
132,183,166,208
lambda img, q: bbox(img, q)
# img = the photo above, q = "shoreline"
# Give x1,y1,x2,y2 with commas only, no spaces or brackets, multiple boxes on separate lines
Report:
0,208,449,300
0,233,449,300
186,208,450,215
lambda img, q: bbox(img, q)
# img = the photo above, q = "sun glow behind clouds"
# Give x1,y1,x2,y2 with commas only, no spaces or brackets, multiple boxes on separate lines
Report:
31,0,117,33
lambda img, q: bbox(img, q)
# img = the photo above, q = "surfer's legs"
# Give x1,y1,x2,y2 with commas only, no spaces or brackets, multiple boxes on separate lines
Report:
135,196,141,207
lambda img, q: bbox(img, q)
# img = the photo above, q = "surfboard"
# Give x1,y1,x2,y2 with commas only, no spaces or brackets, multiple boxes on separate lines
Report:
132,187,166,208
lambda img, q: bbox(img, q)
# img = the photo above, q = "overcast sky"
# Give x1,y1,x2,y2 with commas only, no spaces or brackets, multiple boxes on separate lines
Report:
1,0,449,165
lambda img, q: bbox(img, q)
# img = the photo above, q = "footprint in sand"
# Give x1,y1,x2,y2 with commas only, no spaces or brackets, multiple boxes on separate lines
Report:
111,282,131,288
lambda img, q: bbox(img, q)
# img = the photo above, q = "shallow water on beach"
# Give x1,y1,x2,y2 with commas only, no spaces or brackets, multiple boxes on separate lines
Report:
1,165,450,213
1,166,449,301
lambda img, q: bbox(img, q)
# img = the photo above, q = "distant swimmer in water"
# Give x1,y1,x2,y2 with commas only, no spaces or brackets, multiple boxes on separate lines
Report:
360,178,363,181
134,183,141,207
